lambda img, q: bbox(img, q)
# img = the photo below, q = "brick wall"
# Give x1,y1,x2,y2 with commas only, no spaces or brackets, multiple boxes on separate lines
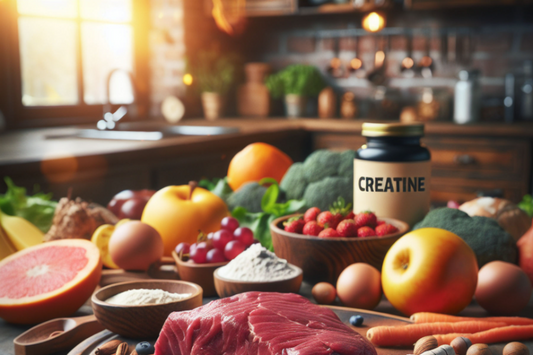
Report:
149,0,240,118
239,5,533,120
148,2,533,120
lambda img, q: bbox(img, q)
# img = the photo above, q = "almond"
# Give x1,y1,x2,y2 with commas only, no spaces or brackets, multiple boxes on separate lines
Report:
115,342,129,355
95,339,122,355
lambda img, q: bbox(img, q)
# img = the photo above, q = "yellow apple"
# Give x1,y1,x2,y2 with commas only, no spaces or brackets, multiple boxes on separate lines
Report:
382,228,478,316
141,184,229,256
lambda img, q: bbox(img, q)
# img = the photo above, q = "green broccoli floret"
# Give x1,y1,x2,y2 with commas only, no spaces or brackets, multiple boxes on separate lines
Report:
280,162,307,200
338,150,356,178
414,207,517,268
226,182,268,213
303,150,341,183
303,177,353,211
280,149,355,210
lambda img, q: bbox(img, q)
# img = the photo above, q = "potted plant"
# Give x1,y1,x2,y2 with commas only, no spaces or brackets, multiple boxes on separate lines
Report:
194,51,238,120
265,65,326,118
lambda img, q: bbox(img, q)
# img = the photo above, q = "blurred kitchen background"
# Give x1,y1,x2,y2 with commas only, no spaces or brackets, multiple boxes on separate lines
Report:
0,0,532,127
1,0,533,206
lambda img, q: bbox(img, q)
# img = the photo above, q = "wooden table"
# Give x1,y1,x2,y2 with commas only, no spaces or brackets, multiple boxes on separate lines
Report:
2,280,533,355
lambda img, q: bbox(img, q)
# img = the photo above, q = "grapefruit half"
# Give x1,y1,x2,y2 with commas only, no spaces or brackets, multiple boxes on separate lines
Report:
0,239,102,324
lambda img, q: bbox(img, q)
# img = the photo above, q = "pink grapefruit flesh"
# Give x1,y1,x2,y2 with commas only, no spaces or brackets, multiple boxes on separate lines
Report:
0,239,102,324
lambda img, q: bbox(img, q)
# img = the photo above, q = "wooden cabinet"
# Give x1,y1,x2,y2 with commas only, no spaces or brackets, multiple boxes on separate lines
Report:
312,132,531,204
404,0,533,9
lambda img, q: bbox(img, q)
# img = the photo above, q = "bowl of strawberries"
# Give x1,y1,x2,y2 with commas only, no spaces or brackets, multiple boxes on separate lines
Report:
270,199,409,284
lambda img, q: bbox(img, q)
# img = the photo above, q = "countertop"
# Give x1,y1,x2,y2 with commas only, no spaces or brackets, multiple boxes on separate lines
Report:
2,118,533,167
2,280,532,355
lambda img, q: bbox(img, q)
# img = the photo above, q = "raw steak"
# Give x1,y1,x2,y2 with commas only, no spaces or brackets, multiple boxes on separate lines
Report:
154,292,377,355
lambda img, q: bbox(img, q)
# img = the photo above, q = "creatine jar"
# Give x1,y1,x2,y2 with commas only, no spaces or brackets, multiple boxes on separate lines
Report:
354,122,431,227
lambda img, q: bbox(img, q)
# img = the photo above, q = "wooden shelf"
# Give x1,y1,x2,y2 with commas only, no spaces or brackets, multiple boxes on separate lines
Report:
297,2,391,15
204,0,390,18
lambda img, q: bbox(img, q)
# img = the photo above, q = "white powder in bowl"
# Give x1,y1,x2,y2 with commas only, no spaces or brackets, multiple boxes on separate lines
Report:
217,244,299,282
105,289,192,306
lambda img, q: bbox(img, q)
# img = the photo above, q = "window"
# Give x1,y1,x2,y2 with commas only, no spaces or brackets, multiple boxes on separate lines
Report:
0,0,149,128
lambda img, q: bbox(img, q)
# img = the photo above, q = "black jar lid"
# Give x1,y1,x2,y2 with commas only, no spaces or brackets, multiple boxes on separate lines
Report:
362,122,424,137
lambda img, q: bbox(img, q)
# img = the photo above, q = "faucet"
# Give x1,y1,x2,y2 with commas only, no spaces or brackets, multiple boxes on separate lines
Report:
98,69,137,130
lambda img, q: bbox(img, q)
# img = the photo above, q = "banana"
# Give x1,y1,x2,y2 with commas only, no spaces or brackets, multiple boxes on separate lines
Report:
0,210,44,250
0,225,17,260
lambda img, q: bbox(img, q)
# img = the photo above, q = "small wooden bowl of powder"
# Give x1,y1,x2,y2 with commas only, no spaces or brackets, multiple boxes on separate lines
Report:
213,244,303,298
91,280,202,339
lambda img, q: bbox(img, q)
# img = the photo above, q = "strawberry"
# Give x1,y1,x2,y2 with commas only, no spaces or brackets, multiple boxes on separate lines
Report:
317,211,339,229
303,221,324,236
355,211,377,228
357,226,376,238
304,207,321,223
344,211,355,220
284,216,305,234
318,228,339,238
376,220,386,226
375,223,398,237
336,219,358,238
329,197,353,220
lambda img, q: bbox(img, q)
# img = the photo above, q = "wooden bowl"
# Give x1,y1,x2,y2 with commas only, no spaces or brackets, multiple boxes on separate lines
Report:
91,280,202,339
270,215,409,284
172,251,228,297
213,265,303,298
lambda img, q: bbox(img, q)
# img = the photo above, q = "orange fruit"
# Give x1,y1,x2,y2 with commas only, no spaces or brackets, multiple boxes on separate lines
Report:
227,143,293,191
0,239,102,324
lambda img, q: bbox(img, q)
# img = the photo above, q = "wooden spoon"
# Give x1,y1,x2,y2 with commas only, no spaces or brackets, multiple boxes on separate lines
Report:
14,315,104,355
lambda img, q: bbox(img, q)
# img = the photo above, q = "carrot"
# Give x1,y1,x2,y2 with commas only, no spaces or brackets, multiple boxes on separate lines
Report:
366,321,507,347
434,325,533,346
411,312,533,326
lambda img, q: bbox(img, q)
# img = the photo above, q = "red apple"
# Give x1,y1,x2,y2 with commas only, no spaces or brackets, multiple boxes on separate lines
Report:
107,189,155,219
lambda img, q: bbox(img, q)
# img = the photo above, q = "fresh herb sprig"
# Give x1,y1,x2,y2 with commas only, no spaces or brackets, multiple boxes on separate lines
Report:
232,178,305,251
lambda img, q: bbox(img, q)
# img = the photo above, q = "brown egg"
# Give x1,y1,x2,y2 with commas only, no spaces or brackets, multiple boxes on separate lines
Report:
109,221,164,271
336,263,382,310
475,261,532,315
312,282,337,305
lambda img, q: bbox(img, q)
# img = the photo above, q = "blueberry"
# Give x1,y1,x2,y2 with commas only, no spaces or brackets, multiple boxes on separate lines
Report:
136,341,155,355
349,315,364,327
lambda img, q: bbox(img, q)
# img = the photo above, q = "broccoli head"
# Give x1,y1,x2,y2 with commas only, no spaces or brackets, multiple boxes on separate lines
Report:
280,149,355,211
226,181,287,213
414,207,517,267
226,182,268,213
338,150,356,178
303,150,341,183
303,176,353,211
280,162,307,200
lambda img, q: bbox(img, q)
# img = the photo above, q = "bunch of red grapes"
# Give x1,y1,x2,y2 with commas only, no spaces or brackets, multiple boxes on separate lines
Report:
175,217,257,264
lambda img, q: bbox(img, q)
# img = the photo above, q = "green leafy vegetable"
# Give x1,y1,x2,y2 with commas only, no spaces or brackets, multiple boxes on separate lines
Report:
198,177,233,202
0,177,57,233
232,178,305,251
519,194,533,218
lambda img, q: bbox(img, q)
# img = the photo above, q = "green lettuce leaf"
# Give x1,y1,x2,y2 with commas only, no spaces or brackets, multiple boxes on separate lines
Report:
0,177,57,233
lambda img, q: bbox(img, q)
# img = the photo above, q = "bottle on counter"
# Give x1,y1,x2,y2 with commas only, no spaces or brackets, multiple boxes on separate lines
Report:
354,123,431,227
454,69,481,124
237,63,271,118
318,87,337,118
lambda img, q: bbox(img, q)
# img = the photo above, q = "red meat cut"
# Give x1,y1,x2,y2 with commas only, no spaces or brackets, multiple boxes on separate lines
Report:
154,292,377,355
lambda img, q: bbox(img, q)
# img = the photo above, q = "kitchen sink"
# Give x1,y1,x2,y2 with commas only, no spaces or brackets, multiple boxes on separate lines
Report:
48,122,240,141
